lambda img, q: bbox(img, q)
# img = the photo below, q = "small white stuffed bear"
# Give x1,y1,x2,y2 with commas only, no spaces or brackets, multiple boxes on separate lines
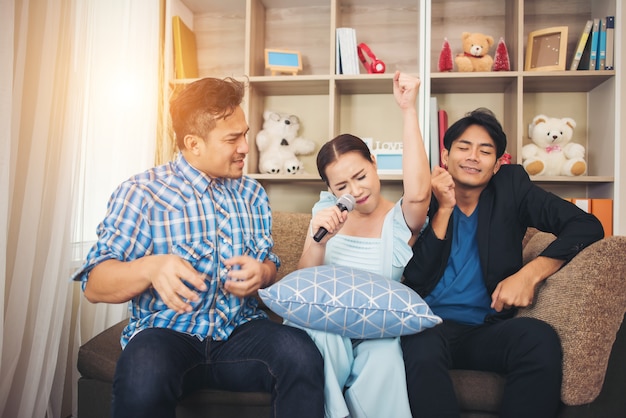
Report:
522,114,587,176
256,110,316,174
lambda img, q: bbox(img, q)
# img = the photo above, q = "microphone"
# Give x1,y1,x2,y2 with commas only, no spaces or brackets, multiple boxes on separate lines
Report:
313,194,356,242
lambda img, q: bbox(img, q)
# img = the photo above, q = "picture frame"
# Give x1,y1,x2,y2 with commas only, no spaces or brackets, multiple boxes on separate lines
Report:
264,49,302,76
525,26,568,71
373,148,403,175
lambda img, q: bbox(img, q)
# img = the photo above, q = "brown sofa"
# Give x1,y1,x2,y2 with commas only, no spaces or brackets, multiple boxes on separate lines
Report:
77,212,626,418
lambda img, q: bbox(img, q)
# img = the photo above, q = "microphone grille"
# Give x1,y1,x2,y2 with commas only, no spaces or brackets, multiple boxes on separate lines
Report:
337,194,356,211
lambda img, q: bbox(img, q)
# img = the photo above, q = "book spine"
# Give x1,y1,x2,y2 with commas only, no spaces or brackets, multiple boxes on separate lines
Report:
437,109,448,168
429,97,439,170
349,28,360,74
589,18,600,71
598,18,606,70
591,199,613,237
172,16,199,79
570,198,613,237
605,16,615,70
337,28,346,74
335,29,342,74
570,20,593,70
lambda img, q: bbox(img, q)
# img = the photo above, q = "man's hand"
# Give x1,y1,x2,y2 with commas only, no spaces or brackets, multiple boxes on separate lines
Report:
491,256,565,312
428,166,456,240
143,254,207,314
490,271,537,312
85,255,206,313
224,256,276,297
431,166,456,210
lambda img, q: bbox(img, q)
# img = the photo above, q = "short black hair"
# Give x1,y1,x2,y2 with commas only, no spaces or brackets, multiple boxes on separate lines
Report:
443,108,507,158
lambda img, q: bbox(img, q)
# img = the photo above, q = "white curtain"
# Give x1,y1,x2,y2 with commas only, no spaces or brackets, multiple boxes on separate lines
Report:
0,0,160,416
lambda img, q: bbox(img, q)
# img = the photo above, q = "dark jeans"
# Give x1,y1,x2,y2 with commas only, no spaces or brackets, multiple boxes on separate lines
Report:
401,317,562,418
112,319,324,418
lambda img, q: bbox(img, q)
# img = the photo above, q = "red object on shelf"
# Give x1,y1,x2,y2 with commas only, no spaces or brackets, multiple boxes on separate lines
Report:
500,153,512,164
438,38,453,72
493,37,510,71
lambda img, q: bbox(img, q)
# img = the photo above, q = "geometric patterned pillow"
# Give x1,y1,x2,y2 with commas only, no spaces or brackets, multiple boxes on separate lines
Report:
258,265,441,339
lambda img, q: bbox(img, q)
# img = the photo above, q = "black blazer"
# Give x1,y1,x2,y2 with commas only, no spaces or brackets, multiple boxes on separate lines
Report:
403,164,604,320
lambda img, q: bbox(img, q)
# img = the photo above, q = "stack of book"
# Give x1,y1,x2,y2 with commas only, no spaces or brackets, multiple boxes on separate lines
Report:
570,16,615,71
336,28,360,75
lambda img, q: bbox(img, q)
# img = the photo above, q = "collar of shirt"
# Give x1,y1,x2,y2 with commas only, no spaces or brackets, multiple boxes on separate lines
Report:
174,152,224,195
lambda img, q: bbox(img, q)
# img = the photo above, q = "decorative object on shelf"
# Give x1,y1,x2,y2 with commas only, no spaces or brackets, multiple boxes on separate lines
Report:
264,49,302,76
357,43,386,73
438,38,453,72
493,37,511,71
172,16,198,79
522,115,587,176
524,26,568,71
499,152,512,164
371,141,403,174
256,110,316,175
454,32,494,72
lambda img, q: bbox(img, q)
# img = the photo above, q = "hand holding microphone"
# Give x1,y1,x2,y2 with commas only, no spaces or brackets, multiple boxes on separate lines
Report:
313,194,356,242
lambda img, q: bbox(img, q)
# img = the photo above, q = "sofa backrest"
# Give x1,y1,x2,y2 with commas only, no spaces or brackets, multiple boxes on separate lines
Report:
271,212,311,280
271,212,546,278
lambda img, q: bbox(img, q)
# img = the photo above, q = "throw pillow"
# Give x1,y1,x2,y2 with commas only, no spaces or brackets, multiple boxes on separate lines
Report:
258,265,441,339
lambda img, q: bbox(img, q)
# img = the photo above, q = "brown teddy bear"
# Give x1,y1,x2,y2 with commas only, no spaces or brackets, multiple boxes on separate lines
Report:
455,32,494,72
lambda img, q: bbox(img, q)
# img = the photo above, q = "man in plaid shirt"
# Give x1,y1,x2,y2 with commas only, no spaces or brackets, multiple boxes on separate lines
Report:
73,77,324,418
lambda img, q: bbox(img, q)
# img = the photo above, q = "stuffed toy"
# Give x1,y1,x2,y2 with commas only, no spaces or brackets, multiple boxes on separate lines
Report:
256,110,316,174
522,114,587,176
455,32,494,72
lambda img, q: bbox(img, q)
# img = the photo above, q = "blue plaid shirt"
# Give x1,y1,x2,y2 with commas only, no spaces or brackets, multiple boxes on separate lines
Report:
72,154,279,348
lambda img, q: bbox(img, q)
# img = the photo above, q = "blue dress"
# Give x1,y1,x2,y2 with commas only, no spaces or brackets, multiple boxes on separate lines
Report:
297,191,413,418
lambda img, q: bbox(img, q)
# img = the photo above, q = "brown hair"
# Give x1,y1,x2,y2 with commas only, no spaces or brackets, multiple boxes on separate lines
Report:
316,134,374,185
169,77,245,150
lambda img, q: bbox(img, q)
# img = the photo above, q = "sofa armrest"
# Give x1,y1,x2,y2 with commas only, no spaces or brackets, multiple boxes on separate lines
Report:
517,235,626,406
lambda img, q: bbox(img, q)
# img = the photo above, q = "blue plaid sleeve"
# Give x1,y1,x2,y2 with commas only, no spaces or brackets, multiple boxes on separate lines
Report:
72,181,153,287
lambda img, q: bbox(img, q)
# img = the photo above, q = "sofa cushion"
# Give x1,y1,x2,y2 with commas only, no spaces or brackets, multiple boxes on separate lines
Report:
451,369,505,414
259,265,441,339
78,319,126,383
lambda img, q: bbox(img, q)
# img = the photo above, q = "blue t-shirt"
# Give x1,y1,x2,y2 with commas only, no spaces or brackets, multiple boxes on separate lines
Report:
424,206,495,324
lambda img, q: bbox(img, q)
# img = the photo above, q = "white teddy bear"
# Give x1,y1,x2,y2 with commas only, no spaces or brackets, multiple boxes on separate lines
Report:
522,114,587,176
256,110,316,174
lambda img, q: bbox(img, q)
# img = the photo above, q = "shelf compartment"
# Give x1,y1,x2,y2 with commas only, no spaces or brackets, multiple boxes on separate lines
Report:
430,72,519,94
248,75,331,95
334,74,396,94
522,71,615,92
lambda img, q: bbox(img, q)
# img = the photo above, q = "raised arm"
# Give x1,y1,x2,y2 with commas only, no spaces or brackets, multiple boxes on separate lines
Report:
393,71,431,235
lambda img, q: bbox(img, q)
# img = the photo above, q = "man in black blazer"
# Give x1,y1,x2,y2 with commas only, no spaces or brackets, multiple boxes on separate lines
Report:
401,108,604,418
